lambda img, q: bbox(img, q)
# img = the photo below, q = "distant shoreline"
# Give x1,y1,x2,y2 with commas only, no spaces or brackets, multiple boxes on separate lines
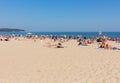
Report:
0,28,25,32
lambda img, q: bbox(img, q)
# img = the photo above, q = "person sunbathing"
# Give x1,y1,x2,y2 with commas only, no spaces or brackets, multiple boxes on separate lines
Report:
78,39,83,45
105,44,112,49
78,39,88,46
99,43,120,50
56,43,64,48
44,42,64,48
44,42,55,48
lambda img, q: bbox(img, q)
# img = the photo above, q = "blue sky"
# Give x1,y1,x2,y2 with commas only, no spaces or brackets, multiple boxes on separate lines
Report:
0,0,120,32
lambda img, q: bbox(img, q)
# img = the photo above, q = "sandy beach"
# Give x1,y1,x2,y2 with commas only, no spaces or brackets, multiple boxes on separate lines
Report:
0,39,120,83
0,0,120,82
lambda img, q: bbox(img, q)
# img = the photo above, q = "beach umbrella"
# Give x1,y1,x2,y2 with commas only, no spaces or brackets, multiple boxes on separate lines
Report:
99,31,102,35
27,32,32,35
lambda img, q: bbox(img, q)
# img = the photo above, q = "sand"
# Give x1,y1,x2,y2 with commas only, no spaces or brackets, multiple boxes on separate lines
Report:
0,39,120,83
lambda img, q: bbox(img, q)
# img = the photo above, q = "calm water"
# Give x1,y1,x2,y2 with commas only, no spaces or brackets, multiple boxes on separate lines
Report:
0,32,120,38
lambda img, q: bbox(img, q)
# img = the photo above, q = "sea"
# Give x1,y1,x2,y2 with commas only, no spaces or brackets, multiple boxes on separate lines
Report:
0,32,120,38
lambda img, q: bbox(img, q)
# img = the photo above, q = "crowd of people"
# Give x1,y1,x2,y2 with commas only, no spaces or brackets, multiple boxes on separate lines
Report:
77,36,120,50
0,34,120,50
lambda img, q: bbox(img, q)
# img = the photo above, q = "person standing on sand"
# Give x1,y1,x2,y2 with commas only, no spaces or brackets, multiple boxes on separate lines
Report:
46,34,49,39
101,36,107,48
34,35,38,42
40,36,43,43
